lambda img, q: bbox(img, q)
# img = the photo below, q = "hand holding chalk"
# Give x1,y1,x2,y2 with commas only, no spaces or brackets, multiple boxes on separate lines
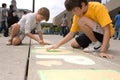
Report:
46,45,59,51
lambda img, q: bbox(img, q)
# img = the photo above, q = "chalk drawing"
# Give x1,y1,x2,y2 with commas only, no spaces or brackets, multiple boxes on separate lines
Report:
38,70,120,80
32,45,73,54
36,55,95,65
36,60,63,67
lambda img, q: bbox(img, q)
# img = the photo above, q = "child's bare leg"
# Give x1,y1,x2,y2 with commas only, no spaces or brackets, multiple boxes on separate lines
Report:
77,16,103,52
9,23,20,42
71,39,81,49
78,16,97,42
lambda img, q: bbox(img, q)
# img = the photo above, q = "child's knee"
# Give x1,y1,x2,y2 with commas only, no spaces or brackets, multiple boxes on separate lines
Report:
71,40,80,48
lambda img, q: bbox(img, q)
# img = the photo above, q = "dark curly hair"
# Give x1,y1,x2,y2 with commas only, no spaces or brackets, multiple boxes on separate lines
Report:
65,0,88,11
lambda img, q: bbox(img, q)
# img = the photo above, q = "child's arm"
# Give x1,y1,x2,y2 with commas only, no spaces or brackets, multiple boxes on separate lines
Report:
26,33,44,44
38,31,45,45
99,25,113,59
38,31,43,41
47,32,75,50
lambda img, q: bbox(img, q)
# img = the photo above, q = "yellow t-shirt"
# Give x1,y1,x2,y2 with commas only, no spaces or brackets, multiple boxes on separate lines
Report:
70,2,114,37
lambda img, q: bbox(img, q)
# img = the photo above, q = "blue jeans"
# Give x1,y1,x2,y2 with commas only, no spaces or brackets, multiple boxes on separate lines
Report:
60,26,69,37
0,21,8,36
114,26,120,39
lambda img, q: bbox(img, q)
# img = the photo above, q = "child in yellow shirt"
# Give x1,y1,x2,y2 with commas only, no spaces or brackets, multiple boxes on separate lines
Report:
47,0,114,59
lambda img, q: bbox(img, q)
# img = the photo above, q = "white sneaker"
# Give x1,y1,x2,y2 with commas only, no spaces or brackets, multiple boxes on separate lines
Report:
6,39,12,45
83,41,101,52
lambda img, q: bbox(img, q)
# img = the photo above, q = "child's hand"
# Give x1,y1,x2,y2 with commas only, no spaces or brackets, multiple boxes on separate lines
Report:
99,52,113,59
46,45,59,51
38,40,45,46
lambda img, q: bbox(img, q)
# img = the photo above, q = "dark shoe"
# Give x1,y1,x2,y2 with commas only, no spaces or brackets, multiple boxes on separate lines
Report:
113,38,117,40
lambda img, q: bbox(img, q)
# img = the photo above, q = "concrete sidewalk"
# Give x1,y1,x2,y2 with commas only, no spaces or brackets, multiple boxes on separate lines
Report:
0,35,30,80
0,34,120,80
28,35,120,80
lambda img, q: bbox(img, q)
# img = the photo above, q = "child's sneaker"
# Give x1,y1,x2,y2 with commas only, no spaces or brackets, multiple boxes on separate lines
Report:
83,41,101,52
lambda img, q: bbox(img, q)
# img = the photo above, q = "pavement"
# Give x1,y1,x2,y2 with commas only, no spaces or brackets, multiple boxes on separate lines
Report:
0,34,120,80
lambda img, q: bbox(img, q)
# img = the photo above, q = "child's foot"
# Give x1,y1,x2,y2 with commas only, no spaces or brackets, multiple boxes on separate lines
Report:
6,39,12,45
